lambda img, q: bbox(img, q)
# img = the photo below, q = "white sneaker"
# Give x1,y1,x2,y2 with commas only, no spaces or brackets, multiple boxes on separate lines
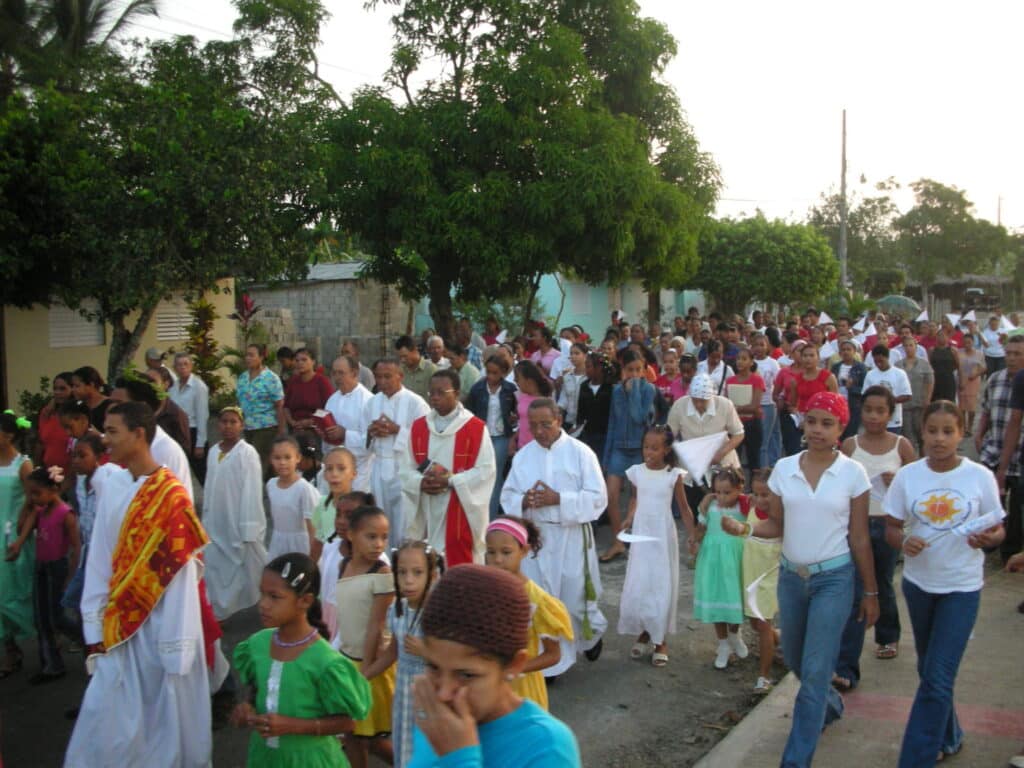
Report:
714,640,731,670
753,676,774,694
728,631,749,660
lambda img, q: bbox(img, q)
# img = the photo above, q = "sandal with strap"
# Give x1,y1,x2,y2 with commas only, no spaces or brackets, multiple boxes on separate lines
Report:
876,643,899,660
630,642,650,660
652,652,669,667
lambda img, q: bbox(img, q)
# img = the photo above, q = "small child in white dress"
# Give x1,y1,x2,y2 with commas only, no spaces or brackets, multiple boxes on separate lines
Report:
266,436,321,560
618,425,694,667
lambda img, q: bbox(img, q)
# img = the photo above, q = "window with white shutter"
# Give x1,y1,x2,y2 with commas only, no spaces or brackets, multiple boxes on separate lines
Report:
155,300,191,342
48,301,105,348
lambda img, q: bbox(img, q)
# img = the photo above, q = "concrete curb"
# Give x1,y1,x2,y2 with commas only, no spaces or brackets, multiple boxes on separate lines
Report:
694,672,798,768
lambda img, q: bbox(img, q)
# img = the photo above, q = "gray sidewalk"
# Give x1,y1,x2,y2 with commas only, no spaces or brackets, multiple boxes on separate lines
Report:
696,559,1024,768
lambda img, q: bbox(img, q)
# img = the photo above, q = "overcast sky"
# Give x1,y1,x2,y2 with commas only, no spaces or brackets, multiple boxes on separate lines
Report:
129,0,1024,230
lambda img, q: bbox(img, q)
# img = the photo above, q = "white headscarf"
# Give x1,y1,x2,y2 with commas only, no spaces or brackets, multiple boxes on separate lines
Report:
689,373,715,400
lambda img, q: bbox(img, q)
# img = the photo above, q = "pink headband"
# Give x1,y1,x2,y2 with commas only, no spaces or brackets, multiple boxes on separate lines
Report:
486,518,528,548
805,391,850,427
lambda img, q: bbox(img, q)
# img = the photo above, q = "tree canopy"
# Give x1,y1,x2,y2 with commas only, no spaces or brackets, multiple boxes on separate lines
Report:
695,215,838,315
0,0,328,379
324,0,718,336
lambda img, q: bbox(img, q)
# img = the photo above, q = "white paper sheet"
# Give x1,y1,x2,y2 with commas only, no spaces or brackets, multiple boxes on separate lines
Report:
818,310,834,326
1000,315,1016,332
961,310,976,323
672,431,728,486
852,317,866,332
617,532,660,544
915,310,929,322
869,473,889,502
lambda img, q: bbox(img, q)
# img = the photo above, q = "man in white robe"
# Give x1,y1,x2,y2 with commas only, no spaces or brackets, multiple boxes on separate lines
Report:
500,398,608,675
110,378,195,501
202,416,267,620
66,401,211,768
363,358,429,546
322,354,374,491
400,369,496,566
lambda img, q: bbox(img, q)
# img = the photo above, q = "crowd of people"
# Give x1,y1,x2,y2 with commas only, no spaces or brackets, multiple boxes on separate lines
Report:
1,302,1022,768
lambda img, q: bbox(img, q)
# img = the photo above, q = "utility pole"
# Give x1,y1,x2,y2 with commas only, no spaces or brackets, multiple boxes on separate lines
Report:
838,109,848,291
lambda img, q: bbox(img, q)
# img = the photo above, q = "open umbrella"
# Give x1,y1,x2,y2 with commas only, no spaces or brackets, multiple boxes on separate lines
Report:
876,295,921,315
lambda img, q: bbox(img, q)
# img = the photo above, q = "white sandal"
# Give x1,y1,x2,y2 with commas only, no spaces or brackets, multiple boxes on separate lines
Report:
630,642,650,660
652,652,669,667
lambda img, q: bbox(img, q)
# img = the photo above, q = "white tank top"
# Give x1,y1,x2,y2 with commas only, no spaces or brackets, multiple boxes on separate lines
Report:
851,435,903,516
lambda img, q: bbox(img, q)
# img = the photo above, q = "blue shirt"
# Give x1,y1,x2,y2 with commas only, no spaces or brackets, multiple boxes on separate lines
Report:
407,699,580,768
236,368,285,430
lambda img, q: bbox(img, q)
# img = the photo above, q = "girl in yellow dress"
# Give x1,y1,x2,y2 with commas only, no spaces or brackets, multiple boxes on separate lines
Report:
333,505,396,768
484,516,573,710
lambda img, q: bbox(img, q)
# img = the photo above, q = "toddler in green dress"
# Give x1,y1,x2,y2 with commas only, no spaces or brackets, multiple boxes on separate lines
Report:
232,553,371,767
692,467,749,670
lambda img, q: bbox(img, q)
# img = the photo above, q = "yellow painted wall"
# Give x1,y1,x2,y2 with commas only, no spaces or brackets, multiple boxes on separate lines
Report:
3,280,236,407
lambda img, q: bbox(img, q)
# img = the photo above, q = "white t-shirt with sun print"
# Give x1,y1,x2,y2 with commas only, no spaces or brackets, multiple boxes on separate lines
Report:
884,458,1003,594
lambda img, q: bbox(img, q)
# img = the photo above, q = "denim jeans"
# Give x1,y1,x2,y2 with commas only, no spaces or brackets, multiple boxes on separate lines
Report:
777,561,854,768
761,403,781,468
489,435,510,519
835,518,901,686
34,559,79,675
898,579,980,768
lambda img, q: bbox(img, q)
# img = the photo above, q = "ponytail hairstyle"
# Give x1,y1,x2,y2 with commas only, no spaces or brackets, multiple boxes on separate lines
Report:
922,399,962,428
26,466,60,490
711,465,744,491
348,505,388,534
0,411,31,452
75,431,106,459
643,424,677,468
391,540,446,618
264,553,329,639
492,514,543,556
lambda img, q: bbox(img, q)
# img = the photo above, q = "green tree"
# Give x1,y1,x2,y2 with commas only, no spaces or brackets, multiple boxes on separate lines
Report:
326,0,717,338
0,3,328,379
695,215,838,315
894,179,1009,305
0,0,159,100
807,178,899,294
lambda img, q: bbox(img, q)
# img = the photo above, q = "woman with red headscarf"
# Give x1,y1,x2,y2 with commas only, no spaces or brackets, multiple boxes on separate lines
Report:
722,391,878,768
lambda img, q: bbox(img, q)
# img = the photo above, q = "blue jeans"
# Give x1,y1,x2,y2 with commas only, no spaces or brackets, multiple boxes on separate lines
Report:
489,435,510,519
898,579,979,767
835,518,901,686
761,403,781,468
777,561,854,767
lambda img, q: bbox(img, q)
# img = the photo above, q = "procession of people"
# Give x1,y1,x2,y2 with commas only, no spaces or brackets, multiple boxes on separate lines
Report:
1,303,1021,768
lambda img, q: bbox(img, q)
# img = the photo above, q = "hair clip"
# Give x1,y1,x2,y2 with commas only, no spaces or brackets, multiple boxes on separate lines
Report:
281,562,291,578
290,572,306,588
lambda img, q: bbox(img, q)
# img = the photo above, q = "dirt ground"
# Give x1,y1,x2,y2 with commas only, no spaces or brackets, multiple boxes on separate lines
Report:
0,517,778,767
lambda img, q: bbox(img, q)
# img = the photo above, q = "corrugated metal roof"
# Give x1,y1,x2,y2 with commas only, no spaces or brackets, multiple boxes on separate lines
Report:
306,262,364,282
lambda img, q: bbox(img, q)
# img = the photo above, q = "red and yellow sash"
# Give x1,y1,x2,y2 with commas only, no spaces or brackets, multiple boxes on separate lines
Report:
103,467,208,650
411,414,486,567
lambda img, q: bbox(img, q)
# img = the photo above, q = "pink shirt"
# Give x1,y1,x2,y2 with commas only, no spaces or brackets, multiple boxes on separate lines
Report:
530,348,560,377
36,501,72,563
515,392,538,449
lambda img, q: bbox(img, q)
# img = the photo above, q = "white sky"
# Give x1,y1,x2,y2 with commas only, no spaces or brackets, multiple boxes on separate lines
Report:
126,0,1024,230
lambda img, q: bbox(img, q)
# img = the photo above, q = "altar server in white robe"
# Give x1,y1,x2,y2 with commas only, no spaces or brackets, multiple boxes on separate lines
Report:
364,358,430,546
400,369,496,566
202,406,267,620
500,397,609,674
66,402,211,768
110,377,195,501
321,354,374,491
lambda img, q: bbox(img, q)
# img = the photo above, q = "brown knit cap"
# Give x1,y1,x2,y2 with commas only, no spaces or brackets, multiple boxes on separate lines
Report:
421,564,530,661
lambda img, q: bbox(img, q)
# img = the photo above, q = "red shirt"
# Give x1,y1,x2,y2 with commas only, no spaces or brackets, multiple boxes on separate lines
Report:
795,369,832,413
655,374,688,405
725,374,766,421
284,373,334,422
37,408,71,473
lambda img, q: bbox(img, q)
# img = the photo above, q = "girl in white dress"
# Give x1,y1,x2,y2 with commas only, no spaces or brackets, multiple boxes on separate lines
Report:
266,436,321,561
618,425,694,667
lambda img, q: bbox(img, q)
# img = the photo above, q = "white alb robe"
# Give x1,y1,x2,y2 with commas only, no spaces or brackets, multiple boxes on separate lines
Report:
323,383,374,492
152,425,194,502
202,440,268,620
66,469,211,768
363,387,429,546
500,432,608,676
399,405,496,563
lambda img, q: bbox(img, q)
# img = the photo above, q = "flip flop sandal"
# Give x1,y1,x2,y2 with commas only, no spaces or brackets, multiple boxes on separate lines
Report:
831,673,852,691
876,644,899,660
652,653,669,667
630,643,651,660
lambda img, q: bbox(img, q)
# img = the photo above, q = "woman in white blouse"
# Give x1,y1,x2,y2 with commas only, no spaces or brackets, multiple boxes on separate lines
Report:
722,391,878,768
884,400,1004,767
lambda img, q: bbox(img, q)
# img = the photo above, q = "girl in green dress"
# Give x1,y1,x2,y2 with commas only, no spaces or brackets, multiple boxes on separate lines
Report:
0,412,34,678
232,553,372,767
692,467,749,670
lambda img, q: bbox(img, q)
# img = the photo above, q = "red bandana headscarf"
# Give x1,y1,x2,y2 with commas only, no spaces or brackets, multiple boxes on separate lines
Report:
805,391,850,427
